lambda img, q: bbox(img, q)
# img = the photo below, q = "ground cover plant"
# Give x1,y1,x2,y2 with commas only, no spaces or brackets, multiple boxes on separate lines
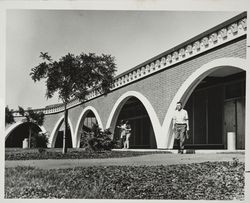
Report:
5,161,244,200
5,148,171,160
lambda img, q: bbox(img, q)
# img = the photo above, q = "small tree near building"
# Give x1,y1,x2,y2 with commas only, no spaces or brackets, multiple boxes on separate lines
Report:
5,106,15,125
30,52,116,154
18,106,45,148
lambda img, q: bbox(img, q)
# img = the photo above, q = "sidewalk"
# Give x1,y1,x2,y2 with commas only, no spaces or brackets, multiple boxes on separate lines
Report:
5,153,244,170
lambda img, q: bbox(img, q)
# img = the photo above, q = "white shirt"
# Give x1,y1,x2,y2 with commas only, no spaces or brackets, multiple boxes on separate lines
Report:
120,124,126,130
173,109,189,130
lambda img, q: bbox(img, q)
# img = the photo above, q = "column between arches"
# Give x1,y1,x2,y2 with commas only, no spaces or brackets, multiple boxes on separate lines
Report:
49,115,74,148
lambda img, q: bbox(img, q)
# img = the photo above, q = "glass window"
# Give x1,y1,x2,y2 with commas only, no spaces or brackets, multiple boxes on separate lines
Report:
225,82,243,99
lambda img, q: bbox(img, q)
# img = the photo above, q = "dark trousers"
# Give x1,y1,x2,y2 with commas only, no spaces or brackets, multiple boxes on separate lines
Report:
174,124,187,153
120,135,126,148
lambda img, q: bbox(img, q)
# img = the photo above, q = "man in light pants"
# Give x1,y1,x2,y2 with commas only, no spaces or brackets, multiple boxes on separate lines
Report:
173,101,189,154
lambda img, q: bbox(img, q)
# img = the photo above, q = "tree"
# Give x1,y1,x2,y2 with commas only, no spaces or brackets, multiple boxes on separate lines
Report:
18,106,45,148
30,52,116,154
5,106,15,125
31,132,49,149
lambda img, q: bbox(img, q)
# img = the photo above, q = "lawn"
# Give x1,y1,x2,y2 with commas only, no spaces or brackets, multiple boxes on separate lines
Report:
5,148,171,160
5,161,244,200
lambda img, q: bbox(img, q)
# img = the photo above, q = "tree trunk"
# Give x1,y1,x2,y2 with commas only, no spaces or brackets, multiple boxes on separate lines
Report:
28,125,32,148
62,103,68,154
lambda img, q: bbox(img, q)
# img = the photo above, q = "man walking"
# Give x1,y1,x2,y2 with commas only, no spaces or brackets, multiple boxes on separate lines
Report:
173,101,189,154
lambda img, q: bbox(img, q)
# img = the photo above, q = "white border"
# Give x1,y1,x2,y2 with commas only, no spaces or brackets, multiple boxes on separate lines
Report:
1,0,250,202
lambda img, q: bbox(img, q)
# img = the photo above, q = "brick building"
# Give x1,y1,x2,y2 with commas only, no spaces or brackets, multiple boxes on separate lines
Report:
6,12,248,150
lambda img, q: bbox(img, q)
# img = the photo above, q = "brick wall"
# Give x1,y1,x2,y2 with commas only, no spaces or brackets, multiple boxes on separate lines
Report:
43,112,64,137
42,37,246,147
69,38,246,125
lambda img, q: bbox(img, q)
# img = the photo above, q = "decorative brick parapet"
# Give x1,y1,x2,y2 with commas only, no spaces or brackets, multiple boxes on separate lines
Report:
111,16,247,90
12,13,247,116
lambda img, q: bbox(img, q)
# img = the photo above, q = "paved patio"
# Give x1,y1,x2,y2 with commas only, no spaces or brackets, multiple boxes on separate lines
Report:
5,152,244,170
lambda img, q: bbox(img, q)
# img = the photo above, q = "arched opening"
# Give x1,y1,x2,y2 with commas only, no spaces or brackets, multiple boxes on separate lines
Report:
51,118,73,148
162,58,247,149
106,91,161,148
75,106,103,148
113,97,157,149
5,122,41,148
77,111,98,148
172,66,246,150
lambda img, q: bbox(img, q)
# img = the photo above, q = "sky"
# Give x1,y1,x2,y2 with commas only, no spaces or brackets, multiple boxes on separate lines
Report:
6,10,241,110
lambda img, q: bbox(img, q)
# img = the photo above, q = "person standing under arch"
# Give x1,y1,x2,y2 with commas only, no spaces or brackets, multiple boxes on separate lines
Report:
172,101,189,154
117,120,126,149
124,121,131,149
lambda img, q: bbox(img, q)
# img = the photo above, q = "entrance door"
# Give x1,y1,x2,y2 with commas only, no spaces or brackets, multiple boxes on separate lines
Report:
129,116,151,149
224,99,245,149
224,101,236,149
236,98,245,149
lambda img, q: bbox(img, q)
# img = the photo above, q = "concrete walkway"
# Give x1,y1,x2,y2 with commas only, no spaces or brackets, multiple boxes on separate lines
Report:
5,153,244,170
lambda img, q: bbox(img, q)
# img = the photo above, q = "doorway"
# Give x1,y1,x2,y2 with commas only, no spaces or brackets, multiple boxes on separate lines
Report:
224,98,245,149
114,97,157,149
183,72,245,149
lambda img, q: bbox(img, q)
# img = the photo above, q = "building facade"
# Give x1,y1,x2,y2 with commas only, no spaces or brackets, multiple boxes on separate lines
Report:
6,12,248,150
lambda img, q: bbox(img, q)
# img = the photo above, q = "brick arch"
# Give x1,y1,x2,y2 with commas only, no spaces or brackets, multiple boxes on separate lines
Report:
49,115,74,148
161,57,247,149
5,121,47,141
74,106,104,148
105,91,162,147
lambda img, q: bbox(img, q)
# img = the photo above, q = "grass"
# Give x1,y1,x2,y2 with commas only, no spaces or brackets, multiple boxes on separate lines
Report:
5,161,244,200
5,148,171,160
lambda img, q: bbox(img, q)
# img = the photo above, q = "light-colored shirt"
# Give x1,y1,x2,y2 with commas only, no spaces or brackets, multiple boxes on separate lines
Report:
173,109,189,130
120,124,126,130
119,124,127,138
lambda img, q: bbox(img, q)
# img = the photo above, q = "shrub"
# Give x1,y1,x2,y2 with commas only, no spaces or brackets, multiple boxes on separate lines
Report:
81,124,118,151
30,132,49,148
38,148,46,154
79,131,92,149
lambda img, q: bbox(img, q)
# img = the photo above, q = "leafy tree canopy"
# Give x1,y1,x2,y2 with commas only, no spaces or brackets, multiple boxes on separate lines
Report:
30,52,117,104
18,106,44,126
5,106,15,125
30,52,116,154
